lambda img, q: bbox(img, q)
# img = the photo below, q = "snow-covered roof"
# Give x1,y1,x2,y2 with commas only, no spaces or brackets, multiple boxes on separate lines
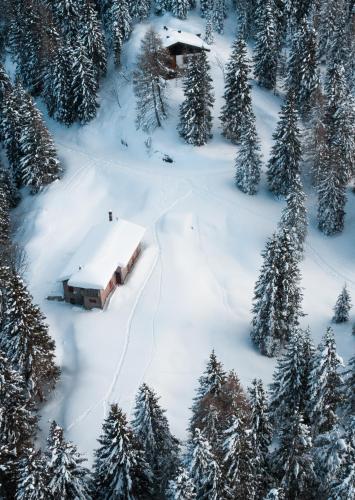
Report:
60,219,145,289
161,28,209,51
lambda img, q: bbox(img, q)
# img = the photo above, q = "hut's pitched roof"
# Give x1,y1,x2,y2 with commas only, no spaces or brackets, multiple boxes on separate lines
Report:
161,28,210,51
60,219,145,289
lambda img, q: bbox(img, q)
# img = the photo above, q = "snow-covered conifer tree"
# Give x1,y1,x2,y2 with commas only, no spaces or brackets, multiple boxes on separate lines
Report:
204,12,214,44
312,426,347,496
308,328,344,435
19,95,62,193
251,228,303,357
332,285,352,323
317,160,347,236
328,417,355,500
278,174,307,256
103,0,132,66
132,383,180,496
0,349,37,495
167,467,196,499
16,449,49,500
269,329,312,425
324,63,355,184
133,28,171,132
172,0,190,19
267,92,302,197
235,113,262,195
342,355,355,422
189,351,226,436
273,412,315,499
200,0,213,18
46,422,90,499
188,429,222,500
79,1,107,81
248,378,272,496
71,41,99,124
253,0,278,89
93,404,152,498
220,34,252,144
0,271,59,401
178,51,214,145
129,0,152,21
222,415,257,499
212,0,225,34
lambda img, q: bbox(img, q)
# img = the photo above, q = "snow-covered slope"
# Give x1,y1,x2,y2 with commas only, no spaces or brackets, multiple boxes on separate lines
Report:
16,13,354,461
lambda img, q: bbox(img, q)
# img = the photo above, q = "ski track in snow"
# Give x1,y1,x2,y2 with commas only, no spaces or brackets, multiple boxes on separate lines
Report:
305,241,355,286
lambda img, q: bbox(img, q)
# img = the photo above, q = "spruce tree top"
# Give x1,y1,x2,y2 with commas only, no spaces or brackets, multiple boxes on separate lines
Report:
332,284,352,323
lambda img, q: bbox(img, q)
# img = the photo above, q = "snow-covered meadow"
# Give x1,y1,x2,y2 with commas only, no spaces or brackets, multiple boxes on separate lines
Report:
15,12,355,460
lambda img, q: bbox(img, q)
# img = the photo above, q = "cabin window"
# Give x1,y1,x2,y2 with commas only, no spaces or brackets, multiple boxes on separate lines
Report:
68,286,74,293
89,299,97,304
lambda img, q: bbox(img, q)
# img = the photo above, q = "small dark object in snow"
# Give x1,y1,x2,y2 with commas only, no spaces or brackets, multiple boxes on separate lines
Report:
162,154,174,164
178,30,181,33
196,33,201,37
164,26,168,30
47,295,64,302
121,139,128,147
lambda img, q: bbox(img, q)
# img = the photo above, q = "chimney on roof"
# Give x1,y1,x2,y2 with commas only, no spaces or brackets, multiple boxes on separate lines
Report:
108,211,113,222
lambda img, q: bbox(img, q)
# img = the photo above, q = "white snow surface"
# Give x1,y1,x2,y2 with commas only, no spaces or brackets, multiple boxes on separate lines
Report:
60,219,145,289
161,27,210,50
15,13,354,462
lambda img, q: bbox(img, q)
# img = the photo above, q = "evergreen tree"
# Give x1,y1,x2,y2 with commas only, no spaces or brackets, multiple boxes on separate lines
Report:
188,429,222,500
328,417,355,500
200,0,213,18
8,0,46,93
317,159,347,236
204,12,214,45
93,404,152,499
308,328,344,435
19,94,62,193
324,63,355,184
0,271,59,401
0,170,10,250
47,0,82,41
313,426,346,497
71,40,99,124
133,28,171,132
269,329,313,425
1,83,25,174
103,0,132,66
189,351,227,438
167,467,196,499
42,35,75,125
154,0,171,16
264,489,285,500
222,415,257,499
303,84,327,187
130,0,151,21
286,16,319,117
234,113,262,195
15,449,49,500
212,0,225,34
0,350,37,496
80,0,107,81
267,92,302,197
46,422,90,499
332,285,352,323
278,174,307,256
178,51,214,146
220,34,252,144
172,0,189,19
248,378,272,495
253,0,278,89
251,228,303,357
342,355,355,422
273,412,315,500
132,383,180,496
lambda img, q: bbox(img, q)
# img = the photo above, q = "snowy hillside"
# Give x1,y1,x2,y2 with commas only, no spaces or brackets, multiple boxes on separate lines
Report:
16,12,354,461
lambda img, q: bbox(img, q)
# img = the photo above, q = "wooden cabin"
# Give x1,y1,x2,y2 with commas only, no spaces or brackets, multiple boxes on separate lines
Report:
60,217,145,310
162,29,210,72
